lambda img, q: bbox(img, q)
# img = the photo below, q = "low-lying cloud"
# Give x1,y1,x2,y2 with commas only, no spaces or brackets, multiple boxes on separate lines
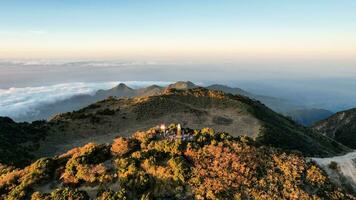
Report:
0,81,171,121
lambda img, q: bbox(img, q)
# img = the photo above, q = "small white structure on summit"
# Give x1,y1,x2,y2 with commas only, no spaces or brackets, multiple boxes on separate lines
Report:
177,123,182,136
160,124,166,132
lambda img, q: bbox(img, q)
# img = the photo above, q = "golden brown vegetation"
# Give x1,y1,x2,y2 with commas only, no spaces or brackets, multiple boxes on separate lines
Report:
0,125,354,199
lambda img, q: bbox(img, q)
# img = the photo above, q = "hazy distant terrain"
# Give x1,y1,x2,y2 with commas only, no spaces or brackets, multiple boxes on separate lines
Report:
1,60,356,113
287,108,334,126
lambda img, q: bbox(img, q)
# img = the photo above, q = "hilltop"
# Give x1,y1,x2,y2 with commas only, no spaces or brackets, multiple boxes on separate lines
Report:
34,87,349,159
313,108,356,149
0,125,353,199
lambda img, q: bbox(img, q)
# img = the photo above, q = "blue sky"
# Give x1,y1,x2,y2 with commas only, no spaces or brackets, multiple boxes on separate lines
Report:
0,0,356,64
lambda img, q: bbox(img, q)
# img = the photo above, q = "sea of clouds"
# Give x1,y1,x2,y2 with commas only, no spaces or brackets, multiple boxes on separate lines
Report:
0,81,171,120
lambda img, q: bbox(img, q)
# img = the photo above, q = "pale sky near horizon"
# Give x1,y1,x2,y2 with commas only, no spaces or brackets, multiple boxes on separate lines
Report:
1,0,356,78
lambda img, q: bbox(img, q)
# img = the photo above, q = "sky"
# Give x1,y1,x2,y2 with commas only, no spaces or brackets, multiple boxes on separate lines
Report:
0,0,356,83
1,0,356,61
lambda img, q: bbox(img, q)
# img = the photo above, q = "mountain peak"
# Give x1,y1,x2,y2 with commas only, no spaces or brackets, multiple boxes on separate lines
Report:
145,84,163,90
113,83,133,91
94,83,135,98
207,84,250,96
167,81,198,90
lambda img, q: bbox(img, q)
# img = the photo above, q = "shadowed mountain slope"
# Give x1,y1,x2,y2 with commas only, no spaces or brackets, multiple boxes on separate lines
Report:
313,108,356,149
0,117,48,166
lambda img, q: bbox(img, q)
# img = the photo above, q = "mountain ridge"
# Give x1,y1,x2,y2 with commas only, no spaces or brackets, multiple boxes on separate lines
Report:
313,108,356,149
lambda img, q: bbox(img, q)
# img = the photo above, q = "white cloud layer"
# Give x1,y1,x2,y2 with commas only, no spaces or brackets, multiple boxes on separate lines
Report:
0,81,171,120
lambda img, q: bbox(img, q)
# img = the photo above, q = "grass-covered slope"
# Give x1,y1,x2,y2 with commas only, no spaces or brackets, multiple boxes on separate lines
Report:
50,88,349,157
0,125,353,200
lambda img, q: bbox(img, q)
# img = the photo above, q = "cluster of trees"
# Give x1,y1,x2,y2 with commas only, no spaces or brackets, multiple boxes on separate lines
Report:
0,124,353,199
0,117,48,167
0,158,56,199
60,143,113,185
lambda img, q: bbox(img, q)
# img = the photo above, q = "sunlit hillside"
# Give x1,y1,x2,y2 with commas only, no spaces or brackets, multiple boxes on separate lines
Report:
0,125,353,199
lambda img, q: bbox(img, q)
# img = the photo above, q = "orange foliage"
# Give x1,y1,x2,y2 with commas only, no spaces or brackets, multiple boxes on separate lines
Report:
306,165,327,186
111,137,132,156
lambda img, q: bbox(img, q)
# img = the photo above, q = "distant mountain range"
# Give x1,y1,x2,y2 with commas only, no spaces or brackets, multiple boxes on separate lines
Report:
286,108,334,126
12,81,333,126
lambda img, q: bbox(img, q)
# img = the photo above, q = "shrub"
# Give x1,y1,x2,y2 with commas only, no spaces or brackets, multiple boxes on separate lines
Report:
90,115,101,124
50,187,89,200
5,158,56,200
96,189,127,200
306,165,327,186
87,103,101,110
96,108,116,116
61,143,111,184
111,137,137,156
328,161,339,171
